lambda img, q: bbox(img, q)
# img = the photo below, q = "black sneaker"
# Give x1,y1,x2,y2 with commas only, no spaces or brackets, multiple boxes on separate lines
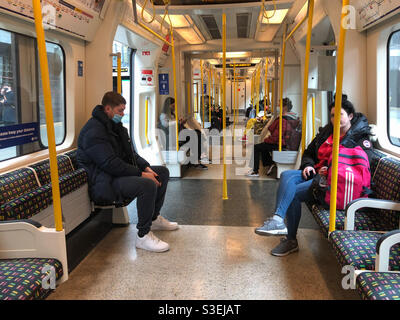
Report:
195,164,208,170
270,238,299,257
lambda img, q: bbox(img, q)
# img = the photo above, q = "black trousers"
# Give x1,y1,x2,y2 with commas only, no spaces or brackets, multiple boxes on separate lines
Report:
253,143,278,173
112,166,170,237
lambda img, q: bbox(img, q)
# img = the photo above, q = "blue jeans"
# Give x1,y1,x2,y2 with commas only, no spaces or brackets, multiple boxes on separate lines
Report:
274,170,312,240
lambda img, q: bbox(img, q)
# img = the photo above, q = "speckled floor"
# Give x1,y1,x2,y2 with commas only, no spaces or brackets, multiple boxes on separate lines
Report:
48,225,358,300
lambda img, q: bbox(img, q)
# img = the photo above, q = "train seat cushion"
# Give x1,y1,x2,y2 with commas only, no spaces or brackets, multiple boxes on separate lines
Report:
0,168,87,220
370,156,400,230
329,230,400,271
29,156,74,185
309,203,392,237
0,258,62,300
356,272,400,300
0,168,40,208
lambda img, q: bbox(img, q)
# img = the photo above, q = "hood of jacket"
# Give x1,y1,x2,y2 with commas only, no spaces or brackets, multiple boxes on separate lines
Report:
341,112,371,147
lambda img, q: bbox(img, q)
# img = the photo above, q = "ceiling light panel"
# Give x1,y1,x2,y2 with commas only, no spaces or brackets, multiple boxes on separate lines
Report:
261,9,289,24
175,27,204,44
164,15,193,28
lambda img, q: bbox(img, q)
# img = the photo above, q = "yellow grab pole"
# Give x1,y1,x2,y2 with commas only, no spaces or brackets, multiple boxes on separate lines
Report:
233,64,236,131
117,52,122,94
278,24,287,151
285,13,308,42
32,0,62,232
329,0,349,234
209,68,212,123
271,80,275,114
301,0,314,154
312,94,316,139
222,13,228,200
256,67,260,115
170,29,179,152
201,60,204,128
264,60,268,116
137,22,173,46
187,81,191,115
196,82,199,114
145,96,150,145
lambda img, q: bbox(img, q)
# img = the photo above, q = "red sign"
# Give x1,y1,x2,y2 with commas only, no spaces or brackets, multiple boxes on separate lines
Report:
142,51,150,56
141,70,153,75
162,35,170,53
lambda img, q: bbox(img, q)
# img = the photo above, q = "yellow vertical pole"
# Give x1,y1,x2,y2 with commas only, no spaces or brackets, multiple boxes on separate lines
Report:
301,0,315,154
312,94,316,139
233,64,236,131
32,0,62,232
170,29,179,152
222,13,228,200
209,68,212,123
264,60,268,115
278,25,287,151
187,81,191,115
201,60,204,128
271,80,275,114
145,96,149,145
117,52,121,94
256,67,261,115
196,82,199,114
329,0,349,234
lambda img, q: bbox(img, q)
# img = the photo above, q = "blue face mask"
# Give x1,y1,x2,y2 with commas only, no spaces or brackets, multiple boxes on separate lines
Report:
112,114,123,123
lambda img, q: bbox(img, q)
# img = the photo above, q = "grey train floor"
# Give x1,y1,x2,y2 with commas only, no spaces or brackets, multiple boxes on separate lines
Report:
48,174,360,300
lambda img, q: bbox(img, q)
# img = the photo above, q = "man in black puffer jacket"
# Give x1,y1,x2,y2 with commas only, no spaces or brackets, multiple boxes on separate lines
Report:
77,92,178,253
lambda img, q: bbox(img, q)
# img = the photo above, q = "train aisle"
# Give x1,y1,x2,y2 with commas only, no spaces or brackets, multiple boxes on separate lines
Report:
48,115,358,300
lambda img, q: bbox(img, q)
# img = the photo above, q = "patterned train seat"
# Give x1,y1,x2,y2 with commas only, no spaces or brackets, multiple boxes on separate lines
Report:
356,272,400,300
0,258,63,300
307,150,400,236
0,168,40,221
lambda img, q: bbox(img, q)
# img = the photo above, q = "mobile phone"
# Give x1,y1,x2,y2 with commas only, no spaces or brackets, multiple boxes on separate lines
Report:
306,170,315,180
155,175,160,182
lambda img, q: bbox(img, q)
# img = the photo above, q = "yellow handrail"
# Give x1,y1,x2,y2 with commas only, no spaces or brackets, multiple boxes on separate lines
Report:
141,0,156,24
201,60,204,128
117,52,121,94
312,94,316,139
271,79,275,114
170,29,179,152
285,13,308,42
329,0,349,234
209,68,212,123
256,67,261,115
278,24,287,151
301,0,314,155
233,64,236,135
264,60,268,115
222,13,228,200
145,96,150,145
196,82,199,114
32,0,63,232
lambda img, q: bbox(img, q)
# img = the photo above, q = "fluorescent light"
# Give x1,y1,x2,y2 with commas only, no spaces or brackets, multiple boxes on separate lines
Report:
217,52,249,58
251,58,261,64
175,27,205,44
164,15,193,28
208,59,219,65
261,9,289,24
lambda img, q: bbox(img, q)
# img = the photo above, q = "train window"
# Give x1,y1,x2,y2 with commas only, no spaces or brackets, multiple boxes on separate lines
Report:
38,42,65,147
0,29,65,162
388,29,400,147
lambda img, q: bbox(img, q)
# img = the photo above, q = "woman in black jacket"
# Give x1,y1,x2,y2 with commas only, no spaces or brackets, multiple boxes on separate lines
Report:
77,91,178,253
254,95,373,256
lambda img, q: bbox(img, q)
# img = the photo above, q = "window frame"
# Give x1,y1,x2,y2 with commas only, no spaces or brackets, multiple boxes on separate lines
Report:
0,28,67,162
386,29,400,148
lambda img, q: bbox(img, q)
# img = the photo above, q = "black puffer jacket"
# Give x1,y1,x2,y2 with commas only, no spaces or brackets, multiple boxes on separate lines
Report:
300,112,373,170
77,105,150,204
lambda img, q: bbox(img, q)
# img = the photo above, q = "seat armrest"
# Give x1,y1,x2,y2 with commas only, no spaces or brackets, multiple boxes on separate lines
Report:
0,219,42,228
344,199,400,231
375,229,400,272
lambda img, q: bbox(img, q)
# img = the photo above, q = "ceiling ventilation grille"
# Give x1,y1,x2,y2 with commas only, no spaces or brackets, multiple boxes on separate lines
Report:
200,15,221,39
236,13,250,38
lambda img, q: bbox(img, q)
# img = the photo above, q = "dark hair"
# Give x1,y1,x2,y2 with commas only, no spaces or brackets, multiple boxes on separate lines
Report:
101,91,126,107
328,94,355,116
283,97,293,111
162,97,175,113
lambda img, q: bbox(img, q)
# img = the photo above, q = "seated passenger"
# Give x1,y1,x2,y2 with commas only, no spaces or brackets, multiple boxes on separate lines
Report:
247,98,295,177
254,95,374,256
158,97,207,169
77,91,178,253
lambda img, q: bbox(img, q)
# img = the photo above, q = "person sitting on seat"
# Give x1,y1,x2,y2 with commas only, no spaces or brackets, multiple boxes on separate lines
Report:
254,95,374,256
247,98,295,177
77,91,178,253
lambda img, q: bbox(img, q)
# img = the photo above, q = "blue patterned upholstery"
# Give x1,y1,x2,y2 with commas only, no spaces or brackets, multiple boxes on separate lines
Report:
0,258,62,300
29,156,74,186
329,230,400,271
357,272,400,300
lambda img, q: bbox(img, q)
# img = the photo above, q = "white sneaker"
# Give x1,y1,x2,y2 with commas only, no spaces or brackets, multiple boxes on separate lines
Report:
135,231,170,252
151,215,179,231
246,170,259,177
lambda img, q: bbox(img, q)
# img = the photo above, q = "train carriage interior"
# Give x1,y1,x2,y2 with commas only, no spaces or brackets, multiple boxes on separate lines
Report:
0,0,400,304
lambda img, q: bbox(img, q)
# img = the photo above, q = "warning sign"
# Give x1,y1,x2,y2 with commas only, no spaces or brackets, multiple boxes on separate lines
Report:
140,68,154,86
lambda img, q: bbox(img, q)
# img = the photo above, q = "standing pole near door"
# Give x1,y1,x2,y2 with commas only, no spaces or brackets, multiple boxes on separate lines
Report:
222,13,228,200
32,0,63,232
201,60,204,128
170,29,179,152
278,24,287,152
